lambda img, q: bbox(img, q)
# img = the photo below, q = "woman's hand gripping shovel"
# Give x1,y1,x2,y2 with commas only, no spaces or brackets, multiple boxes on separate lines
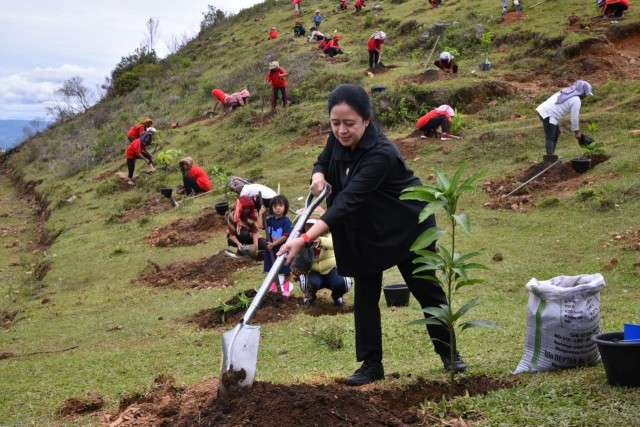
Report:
218,184,331,399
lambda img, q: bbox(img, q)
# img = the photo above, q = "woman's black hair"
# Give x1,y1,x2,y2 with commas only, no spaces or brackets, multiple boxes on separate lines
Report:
328,84,373,120
269,194,289,216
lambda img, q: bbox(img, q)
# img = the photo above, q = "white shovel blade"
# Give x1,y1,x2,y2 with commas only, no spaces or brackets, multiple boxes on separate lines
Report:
221,323,261,388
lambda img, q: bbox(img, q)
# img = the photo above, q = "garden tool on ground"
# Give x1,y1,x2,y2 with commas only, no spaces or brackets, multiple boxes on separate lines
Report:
506,157,562,197
218,185,330,399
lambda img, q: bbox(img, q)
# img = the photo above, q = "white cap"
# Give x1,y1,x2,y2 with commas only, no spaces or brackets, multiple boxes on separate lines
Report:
373,31,386,40
147,127,157,134
439,51,454,61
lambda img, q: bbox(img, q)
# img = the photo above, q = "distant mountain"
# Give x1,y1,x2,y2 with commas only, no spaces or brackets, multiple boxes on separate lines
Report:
0,120,49,151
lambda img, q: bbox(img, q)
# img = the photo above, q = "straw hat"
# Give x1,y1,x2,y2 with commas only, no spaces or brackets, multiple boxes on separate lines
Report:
269,61,280,70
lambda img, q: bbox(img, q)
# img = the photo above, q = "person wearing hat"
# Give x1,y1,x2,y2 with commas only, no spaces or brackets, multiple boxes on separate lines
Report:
124,128,156,185
266,61,289,113
501,0,522,15
312,10,324,29
127,118,153,142
295,217,353,306
367,31,386,69
279,84,465,386
323,34,343,57
178,157,212,195
268,26,279,39
434,51,458,74
416,105,455,140
536,80,594,159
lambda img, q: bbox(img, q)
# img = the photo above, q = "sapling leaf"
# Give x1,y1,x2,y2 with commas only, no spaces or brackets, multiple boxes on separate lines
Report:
409,317,448,327
418,201,446,223
410,227,444,251
458,171,484,192
455,278,485,290
461,262,489,271
460,319,498,331
452,298,479,322
453,213,471,234
400,189,437,203
454,251,482,263
413,264,440,274
435,171,451,192
413,249,442,261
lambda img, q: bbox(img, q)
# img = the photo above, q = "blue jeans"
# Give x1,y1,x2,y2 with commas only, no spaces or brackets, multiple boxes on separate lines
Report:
306,268,349,302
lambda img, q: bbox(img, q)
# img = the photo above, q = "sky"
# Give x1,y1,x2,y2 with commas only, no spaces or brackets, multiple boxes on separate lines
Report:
0,0,261,120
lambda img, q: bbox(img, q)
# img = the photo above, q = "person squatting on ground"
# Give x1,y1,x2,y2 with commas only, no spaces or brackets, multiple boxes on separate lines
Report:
323,34,343,57
355,0,366,12
127,118,153,142
536,80,593,158
266,61,289,112
178,157,212,195
501,0,522,14
227,195,261,257
124,128,156,185
296,218,353,306
416,105,455,139
312,10,324,29
293,21,306,37
211,88,251,114
434,51,458,74
598,0,629,18
278,84,466,387
259,195,294,296
367,31,386,69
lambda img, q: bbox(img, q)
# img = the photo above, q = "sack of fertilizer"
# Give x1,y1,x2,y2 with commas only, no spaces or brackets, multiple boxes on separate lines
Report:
513,273,605,374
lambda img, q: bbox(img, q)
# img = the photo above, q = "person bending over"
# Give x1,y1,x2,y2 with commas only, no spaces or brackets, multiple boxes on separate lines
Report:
434,51,458,74
124,128,156,185
178,157,212,195
416,105,455,139
127,118,153,142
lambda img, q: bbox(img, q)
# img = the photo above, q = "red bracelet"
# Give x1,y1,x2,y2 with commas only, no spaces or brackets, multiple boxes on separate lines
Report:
301,233,311,243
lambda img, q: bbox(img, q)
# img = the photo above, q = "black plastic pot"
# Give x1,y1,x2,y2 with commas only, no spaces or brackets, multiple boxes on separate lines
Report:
371,85,387,94
592,332,640,387
383,284,410,307
159,188,173,199
479,59,492,71
214,201,229,216
571,157,592,173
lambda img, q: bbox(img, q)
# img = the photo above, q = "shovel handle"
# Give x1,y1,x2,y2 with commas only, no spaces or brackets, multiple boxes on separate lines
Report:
241,184,331,325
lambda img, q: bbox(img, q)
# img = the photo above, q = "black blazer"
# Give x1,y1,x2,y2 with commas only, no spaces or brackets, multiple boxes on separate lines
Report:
313,123,435,277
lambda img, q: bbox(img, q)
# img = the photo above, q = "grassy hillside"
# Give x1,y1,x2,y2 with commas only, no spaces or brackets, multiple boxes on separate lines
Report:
2,0,640,425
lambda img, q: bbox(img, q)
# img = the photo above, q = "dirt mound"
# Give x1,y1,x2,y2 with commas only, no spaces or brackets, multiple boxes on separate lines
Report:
501,11,525,25
58,392,104,417
187,289,352,328
138,251,255,289
0,310,19,329
401,68,457,85
145,208,226,247
393,131,454,161
366,64,400,75
289,123,330,148
106,374,513,426
113,196,173,223
610,229,640,251
483,156,609,211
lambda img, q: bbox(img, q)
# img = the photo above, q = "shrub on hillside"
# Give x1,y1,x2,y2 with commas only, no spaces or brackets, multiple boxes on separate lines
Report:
107,48,158,97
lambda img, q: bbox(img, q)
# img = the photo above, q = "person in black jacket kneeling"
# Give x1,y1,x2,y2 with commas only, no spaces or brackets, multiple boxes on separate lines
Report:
279,84,466,386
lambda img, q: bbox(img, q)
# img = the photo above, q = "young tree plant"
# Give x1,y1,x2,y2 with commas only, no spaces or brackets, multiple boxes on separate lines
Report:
401,166,495,384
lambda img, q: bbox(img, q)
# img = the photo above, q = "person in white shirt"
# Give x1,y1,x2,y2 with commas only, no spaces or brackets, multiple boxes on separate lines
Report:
535,80,593,158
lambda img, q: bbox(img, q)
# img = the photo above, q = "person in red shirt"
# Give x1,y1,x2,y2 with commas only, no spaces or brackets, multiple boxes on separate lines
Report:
127,118,153,142
429,0,442,7
268,26,279,39
601,0,629,18
124,129,156,185
292,0,303,16
211,88,251,114
178,157,212,195
367,31,386,69
355,0,366,12
415,105,455,139
266,61,289,112
339,0,349,10
323,34,343,57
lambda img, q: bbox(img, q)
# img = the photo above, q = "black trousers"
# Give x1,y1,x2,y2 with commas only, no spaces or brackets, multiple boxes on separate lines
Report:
605,3,627,17
325,47,342,57
368,50,380,68
420,115,451,137
539,114,560,155
182,174,206,195
353,251,451,363
272,87,287,109
127,159,136,179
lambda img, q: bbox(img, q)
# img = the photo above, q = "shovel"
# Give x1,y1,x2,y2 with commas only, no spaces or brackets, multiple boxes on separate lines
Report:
218,184,331,398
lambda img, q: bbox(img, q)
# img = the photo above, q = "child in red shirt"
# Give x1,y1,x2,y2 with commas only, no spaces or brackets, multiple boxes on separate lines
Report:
268,26,279,39
323,34,343,57
179,157,212,195
266,61,289,112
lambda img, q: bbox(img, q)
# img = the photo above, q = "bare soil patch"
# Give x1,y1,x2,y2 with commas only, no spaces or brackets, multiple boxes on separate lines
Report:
610,229,640,251
138,251,255,289
59,392,104,417
483,156,609,211
113,196,173,224
501,11,525,25
0,309,19,329
106,374,514,426
289,123,330,148
145,208,226,247
187,289,352,329
401,68,457,85
366,64,400,75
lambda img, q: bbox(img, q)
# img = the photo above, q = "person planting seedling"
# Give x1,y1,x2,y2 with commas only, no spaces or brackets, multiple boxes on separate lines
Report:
416,105,457,140
178,157,212,195
536,80,594,162
434,51,458,74
502,0,523,15
211,88,251,114
124,128,156,186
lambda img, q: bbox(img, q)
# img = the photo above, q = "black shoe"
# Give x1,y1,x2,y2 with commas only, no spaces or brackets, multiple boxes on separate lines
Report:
344,360,384,386
439,352,468,373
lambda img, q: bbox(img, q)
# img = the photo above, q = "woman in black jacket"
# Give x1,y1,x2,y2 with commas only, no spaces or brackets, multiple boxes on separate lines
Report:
279,84,466,386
